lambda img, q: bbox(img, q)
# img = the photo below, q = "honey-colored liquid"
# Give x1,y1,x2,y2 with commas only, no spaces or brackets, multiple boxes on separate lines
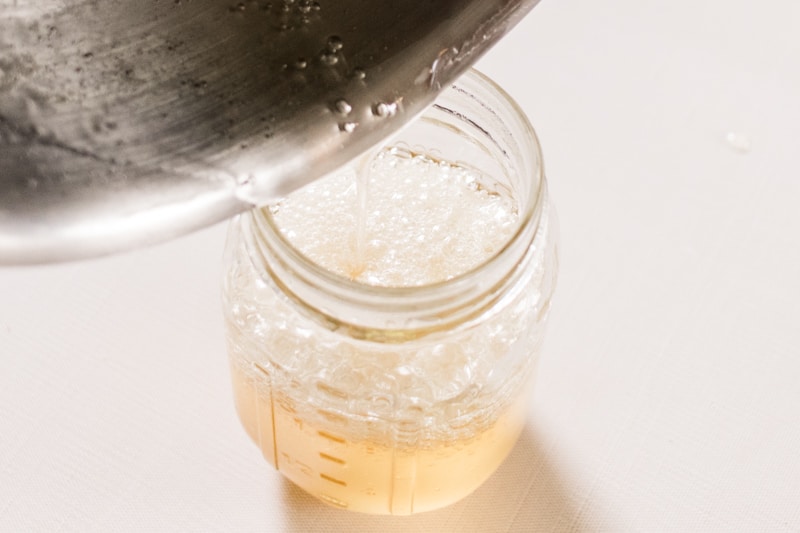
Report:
225,148,547,514
229,361,530,515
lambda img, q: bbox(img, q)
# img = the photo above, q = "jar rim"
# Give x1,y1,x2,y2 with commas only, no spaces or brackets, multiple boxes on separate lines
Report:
241,69,547,336
249,68,545,305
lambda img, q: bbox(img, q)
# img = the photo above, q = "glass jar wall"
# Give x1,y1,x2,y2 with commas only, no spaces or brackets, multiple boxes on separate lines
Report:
222,69,558,515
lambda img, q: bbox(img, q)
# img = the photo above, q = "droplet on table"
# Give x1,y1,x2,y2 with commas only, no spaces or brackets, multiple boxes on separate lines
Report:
726,132,751,154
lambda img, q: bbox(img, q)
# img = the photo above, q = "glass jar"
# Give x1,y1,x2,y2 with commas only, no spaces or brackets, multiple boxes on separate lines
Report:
221,69,558,515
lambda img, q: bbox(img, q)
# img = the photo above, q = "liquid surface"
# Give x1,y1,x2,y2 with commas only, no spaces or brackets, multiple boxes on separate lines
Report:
270,147,518,286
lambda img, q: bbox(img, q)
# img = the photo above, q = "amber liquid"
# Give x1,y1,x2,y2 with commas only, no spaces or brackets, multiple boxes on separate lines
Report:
226,149,538,514
230,362,529,515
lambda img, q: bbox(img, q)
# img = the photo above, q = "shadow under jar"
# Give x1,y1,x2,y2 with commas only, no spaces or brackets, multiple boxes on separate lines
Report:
222,69,558,515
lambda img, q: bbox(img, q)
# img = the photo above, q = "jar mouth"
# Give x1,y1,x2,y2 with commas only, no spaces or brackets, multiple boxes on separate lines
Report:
245,69,546,337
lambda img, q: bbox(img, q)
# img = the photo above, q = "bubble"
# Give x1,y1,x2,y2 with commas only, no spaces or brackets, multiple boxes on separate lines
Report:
352,68,366,81
339,122,357,133
372,101,398,118
327,36,344,52
334,99,352,116
294,58,308,69
320,52,338,66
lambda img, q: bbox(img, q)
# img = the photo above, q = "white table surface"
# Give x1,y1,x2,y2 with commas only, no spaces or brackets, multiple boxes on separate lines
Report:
2,1,800,531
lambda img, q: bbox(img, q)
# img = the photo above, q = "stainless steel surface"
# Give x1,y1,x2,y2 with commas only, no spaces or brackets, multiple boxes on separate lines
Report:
0,0,540,264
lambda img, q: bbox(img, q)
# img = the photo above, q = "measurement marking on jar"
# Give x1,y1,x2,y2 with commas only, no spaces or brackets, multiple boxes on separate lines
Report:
252,362,270,378
297,461,313,477
277,396,297,414
252,362,280,468
318,430,346,444
318,493,349,509
320,473,348,486
317,381,349,399
319,452,346,464
318,409,348,424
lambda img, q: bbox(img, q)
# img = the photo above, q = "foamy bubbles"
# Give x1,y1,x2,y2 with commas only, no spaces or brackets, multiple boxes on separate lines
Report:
270,146,519,286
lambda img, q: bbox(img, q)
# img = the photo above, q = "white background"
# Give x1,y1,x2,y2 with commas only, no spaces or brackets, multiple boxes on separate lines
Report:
2,0,800,531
